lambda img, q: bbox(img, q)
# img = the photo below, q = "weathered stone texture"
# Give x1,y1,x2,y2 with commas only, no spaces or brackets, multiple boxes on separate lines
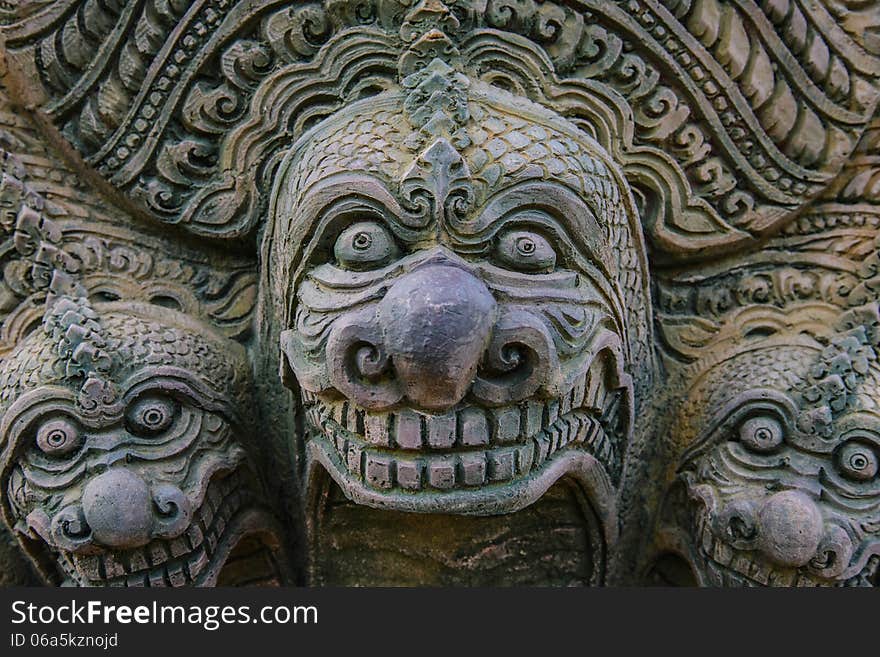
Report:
0,0,877,586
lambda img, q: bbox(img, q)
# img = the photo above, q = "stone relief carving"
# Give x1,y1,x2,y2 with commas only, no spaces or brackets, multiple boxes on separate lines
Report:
0,207,290,586
0,0,876,586
650,303,880,586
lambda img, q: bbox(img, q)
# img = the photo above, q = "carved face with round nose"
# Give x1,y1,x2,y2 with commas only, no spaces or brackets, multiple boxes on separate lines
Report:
269,81,649,519
0,304,287,586
664,311,880,587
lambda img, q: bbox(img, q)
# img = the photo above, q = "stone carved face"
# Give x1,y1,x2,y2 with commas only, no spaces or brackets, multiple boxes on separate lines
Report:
269,82,645,519
667,320,880,587
0,303,286,586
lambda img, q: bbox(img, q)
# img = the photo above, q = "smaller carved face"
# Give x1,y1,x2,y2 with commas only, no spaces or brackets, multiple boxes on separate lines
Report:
269,88,644,521
669,332,880,587
0,305,286,586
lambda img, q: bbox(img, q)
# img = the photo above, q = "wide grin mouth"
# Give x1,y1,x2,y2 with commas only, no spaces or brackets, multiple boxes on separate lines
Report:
53,470,285,587
301,365,625,514
694,515,878,588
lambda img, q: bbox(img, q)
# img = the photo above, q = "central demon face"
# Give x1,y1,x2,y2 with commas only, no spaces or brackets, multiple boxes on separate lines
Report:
666,310,880,587
0,303,288,586
269,83,645,519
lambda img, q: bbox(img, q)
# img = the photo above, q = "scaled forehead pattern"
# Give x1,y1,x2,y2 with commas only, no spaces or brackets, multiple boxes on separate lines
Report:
0,307,249,410
673,342,820,444
280,92,624,235
273,88,650,364
851,368,880,416
288,98,618,202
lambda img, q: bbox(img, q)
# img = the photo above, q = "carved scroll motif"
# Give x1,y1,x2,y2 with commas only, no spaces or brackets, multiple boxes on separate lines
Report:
0,0,877,587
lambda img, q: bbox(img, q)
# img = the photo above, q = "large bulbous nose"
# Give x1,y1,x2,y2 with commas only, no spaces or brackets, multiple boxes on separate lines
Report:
377,265,496,410
755,490,824,568
81,469,153,548
80,469,191,549
326,265,497,411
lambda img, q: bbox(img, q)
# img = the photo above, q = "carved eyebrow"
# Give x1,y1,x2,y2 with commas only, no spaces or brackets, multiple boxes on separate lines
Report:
20,410,204,492
818,470,880,505
119,370,239,424
678,390,799,467
286,174,425,272
461,181,613,274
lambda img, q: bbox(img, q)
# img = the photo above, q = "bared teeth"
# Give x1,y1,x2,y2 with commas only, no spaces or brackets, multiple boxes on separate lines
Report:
560,391,572,415
547,423,563,453
426,412,456,448
126,573,147,587
364,412,390,447
346,442,364,477
700,524,715,555
312,368,604,454
310,368,620,493
148,542,170,567
187,547,209,579
128,549,149,573
68,475,257,587
395,457,423,490
516,443,534,474
207,482,223,515
458,407,488,446
766,570,794,586
491,406,520,444
713,538,734,566
327,411,612,491
546,399,560,425
523,400,544,438
167,563,187,587
583,363,601,410
699,523,815,587
427,457,456,489
74,555,103,581
459,453,487,486
333,431,346,453
353,409,366,435
169,537,189,559
731,552,752,576
186,523,204,549
148,569,167,587
395,409,423,449
557,418,574,449
534,433,551,466
487,448,516,482
201,496,216,528
750,560,771,585
332,401,347,427
365,454,394,489
102,553,125,579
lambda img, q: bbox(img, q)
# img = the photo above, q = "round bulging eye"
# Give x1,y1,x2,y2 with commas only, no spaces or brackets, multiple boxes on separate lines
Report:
495,230,557,272
738,415,784,453
836,441,879,481
126,395,179,436
333,221,399,271
35,419,82,457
